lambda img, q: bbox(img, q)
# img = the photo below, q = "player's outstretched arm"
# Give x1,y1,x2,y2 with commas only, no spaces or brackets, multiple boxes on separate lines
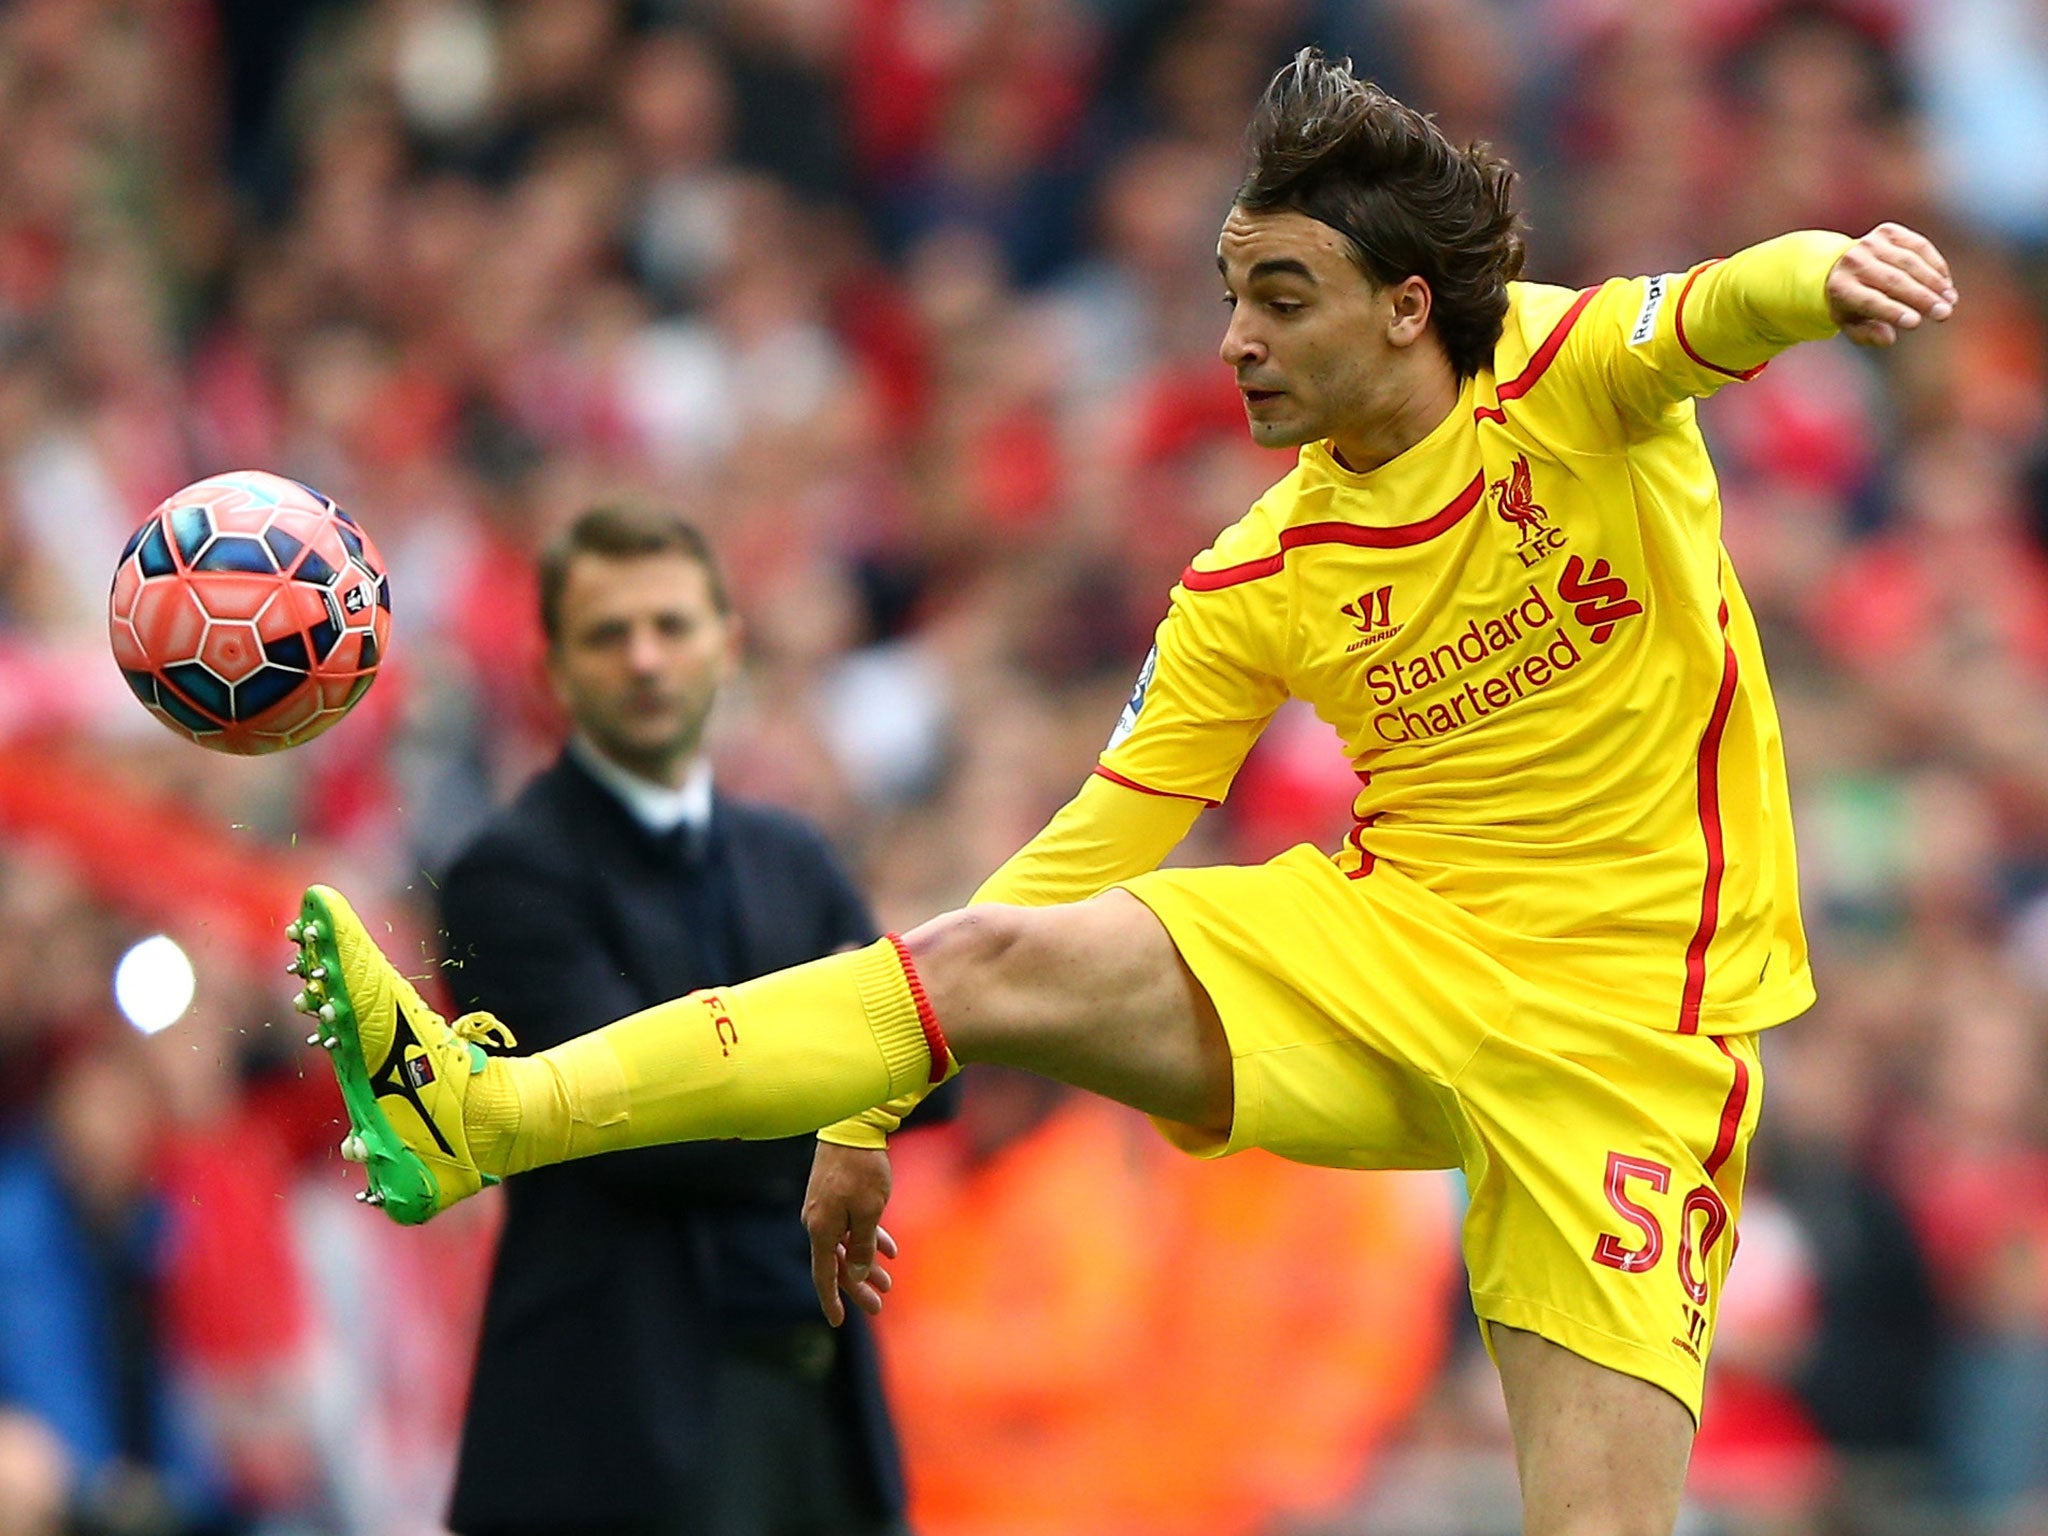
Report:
1577,223,1959,422
1825,222,1958,347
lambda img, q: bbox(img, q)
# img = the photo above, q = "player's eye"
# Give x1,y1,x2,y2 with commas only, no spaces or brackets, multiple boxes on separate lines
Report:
1219,291,1238,308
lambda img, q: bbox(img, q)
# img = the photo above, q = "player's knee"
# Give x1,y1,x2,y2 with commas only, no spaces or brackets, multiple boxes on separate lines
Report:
900,905,1069,1056
901,904,1036,991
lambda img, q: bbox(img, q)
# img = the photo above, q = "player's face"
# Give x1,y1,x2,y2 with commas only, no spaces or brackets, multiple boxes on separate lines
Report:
548,551,737,784
1216,206,1422,459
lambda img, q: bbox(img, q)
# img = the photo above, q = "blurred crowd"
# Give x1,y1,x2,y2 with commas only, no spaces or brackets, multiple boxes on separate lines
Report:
1,0,2047,1533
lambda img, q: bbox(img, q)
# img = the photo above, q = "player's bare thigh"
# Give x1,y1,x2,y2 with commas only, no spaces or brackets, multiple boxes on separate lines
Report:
901,892,1233,1135
1491,1323,1695,1536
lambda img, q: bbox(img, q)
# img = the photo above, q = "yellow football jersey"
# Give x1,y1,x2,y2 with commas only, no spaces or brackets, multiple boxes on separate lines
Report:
1094,232,1852,1035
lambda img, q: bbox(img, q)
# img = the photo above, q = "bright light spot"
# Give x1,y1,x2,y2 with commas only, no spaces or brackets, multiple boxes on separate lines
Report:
113,935,195,1035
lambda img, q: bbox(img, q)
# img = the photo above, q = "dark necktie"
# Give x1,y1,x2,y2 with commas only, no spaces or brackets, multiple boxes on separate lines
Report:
668,818,710,873
668,817,742,979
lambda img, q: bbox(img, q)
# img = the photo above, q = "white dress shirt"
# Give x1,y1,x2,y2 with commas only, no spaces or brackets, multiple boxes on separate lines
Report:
568,735,713,839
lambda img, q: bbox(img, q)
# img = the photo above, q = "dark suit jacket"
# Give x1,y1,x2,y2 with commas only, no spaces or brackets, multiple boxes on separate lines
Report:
438,753,909,1532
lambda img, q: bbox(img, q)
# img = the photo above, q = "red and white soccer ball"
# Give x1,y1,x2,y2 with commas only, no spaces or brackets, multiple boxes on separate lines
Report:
108,471,392,755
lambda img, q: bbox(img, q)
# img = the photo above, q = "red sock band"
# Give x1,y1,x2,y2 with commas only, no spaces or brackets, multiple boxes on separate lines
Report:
886,933,951,1084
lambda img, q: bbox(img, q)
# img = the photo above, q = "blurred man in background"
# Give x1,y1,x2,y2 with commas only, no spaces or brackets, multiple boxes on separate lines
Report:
435,507,915,1536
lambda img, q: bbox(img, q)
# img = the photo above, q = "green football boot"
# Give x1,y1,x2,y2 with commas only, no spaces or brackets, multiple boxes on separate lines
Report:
290,884,514,1224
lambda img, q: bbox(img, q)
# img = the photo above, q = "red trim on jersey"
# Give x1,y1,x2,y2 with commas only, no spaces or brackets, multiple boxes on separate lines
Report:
1182,551,1285,590
1091,765,1219,807
1179,472,1487,591
1674,262,1768,382
886,932,952,1084
1473,287,1598,424
1343,815,1380,879
1678,602,1740,1034
1703,1035,1750,1178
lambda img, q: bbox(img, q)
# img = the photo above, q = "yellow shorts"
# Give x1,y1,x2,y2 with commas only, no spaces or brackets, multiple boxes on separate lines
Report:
1117,845,1765,1421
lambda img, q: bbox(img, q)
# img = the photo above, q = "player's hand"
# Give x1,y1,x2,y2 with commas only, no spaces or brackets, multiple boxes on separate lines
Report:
803,1141,897,1326
1826,222,1956,346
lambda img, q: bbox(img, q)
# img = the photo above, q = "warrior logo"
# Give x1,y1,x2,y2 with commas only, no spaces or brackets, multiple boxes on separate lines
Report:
1340,586,1401,652
1341,585,1393,632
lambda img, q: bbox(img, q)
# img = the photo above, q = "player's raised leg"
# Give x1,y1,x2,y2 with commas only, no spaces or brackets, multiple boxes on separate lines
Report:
902,893,1233,1134
1492,1323,1694,1536
294,883,1231,1222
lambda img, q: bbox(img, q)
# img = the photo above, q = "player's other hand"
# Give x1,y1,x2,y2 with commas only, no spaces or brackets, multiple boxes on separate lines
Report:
1827,222,1957,346
804,1141,898,1326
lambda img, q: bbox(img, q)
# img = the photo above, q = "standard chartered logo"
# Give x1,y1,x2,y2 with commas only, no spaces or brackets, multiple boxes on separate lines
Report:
1364,578,1629,744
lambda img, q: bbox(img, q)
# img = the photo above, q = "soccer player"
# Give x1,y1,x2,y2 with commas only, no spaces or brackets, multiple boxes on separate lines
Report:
295,51,1956,1536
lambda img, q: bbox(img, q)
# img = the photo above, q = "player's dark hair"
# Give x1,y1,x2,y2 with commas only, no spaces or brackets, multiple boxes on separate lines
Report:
540,505,731,644
1237,48,1525,378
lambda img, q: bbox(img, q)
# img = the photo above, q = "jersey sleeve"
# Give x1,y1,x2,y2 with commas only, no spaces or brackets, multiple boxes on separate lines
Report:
1096,557,1290,806
972,771,1201,907
1569,230,1853,427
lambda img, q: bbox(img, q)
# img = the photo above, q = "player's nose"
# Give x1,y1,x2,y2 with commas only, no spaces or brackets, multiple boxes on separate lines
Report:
624,627,668,675
1219,313,1265,369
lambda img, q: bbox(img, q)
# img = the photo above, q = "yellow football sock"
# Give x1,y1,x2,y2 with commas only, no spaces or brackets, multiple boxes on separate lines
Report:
464,937,950,1178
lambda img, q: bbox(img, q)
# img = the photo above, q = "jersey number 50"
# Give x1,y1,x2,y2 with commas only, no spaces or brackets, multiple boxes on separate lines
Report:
1590,1150,1730,1305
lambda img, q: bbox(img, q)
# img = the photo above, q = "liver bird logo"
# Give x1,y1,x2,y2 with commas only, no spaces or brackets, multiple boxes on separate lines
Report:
1491,456,1548,544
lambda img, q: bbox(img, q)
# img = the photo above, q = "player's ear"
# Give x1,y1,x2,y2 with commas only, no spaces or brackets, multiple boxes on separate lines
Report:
1387,276,1433,348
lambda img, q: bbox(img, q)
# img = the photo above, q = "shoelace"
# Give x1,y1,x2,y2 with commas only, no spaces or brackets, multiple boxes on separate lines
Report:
451,1013,519,1053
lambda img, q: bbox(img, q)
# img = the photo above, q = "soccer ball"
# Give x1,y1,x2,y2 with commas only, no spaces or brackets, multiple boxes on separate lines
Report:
108,471,392,754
